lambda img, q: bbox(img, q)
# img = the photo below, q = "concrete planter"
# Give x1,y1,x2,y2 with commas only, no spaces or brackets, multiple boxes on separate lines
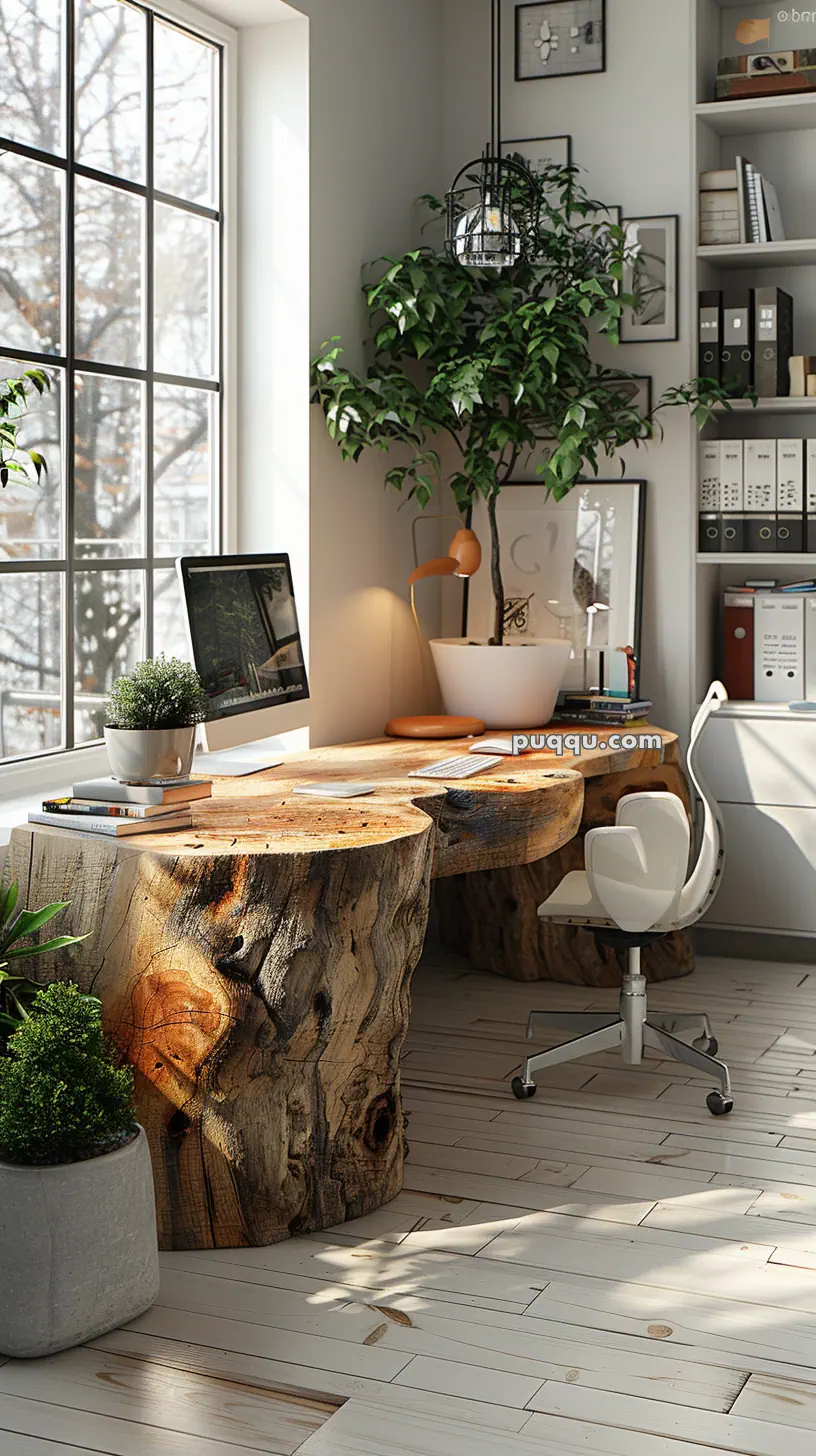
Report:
0,1126,159,1358
430,637,572,729
104,725,196,781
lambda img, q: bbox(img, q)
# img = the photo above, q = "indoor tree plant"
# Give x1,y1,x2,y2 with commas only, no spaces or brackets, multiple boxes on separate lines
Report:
312,162,737,723
0,366,51,488
105,654,209,781
0,979,160,1358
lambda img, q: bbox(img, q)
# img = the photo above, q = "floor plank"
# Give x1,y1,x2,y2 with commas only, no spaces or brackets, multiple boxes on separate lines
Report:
8,948,816,1456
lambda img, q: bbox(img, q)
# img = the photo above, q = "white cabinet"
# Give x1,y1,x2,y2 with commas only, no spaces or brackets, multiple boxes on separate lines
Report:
712,802,816,934
698,710,816,933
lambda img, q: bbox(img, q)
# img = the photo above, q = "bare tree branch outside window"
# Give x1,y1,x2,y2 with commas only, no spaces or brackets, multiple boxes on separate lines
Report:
0,0,221,761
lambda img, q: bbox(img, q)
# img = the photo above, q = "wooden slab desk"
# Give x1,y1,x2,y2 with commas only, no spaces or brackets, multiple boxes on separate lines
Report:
9,725,679,1251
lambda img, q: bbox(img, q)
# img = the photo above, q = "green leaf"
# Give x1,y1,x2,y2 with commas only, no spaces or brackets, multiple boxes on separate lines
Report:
4,934,88,961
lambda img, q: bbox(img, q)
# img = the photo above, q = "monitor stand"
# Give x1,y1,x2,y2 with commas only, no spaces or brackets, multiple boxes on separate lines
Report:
193,735,285,778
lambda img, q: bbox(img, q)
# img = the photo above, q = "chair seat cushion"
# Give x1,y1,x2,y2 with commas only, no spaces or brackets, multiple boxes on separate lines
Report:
538,870,616,927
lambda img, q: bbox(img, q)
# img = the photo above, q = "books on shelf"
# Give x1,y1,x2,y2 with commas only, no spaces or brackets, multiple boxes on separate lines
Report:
554,694,653,726
699,159,785,246
28,774,212,837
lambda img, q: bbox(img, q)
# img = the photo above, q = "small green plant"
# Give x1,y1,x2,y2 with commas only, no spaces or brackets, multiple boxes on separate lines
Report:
0,368,51,487
0,882,87,1041
106,655,209,731
0,981,136,1166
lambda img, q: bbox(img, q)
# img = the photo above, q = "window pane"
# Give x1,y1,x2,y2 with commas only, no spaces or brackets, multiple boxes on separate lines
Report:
75,373,143,559
74,567,142,743
154,20,217,206
0,571,63,760
154,567,190,661
0,0,64,155
154,204,214,378
154,385,212,555
75,0,145,182
0,155,63,356
76,177,144,366
0,361,62,562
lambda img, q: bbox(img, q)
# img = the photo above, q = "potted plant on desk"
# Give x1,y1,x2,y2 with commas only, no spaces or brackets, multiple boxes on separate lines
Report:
0,960,159,1358
312,164,738,726
104,654,209,782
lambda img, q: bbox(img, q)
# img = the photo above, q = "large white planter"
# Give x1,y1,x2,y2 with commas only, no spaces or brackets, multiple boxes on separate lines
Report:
0,1126,159,1358
430,637,572,729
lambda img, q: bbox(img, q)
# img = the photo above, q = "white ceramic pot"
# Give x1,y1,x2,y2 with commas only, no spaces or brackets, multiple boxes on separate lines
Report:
104,725,196,782
0,1126,159,1358
430,637,572,729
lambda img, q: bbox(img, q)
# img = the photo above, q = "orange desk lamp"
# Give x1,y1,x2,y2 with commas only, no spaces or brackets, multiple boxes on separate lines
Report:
385,521,485,740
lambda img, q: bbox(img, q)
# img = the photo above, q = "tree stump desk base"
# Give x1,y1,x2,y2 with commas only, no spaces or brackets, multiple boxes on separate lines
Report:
9,726,678,1249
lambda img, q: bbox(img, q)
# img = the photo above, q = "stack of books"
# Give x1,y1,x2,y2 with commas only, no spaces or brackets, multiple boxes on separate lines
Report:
28,776,212,837
554,693,653,726
699,160,785,247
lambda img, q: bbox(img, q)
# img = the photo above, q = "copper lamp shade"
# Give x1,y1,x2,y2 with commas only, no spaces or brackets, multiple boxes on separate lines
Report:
408,528,482,586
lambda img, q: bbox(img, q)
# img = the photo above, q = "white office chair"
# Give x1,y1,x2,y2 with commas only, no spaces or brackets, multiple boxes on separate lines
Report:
511,682,733,1115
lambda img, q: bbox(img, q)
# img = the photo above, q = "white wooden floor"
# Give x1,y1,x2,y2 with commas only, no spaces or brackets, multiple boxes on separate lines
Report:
6,946,816,1453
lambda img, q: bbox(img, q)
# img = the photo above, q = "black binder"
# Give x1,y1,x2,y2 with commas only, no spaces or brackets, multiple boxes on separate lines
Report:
698,290,722,382
721,289,754,394
754,286,794,398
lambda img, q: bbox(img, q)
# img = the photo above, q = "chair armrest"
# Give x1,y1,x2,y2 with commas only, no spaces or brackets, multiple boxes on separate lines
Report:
585,824,685,933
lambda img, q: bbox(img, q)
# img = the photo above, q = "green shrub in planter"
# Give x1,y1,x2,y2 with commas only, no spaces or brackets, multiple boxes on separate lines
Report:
0,982,136,1166
106,655,209,731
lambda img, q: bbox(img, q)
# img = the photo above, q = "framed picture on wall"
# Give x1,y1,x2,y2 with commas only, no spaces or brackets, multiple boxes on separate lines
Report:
620,215,679,343
515,0,606,82
465,479,646,695
500,134,572,174
508,377,653,484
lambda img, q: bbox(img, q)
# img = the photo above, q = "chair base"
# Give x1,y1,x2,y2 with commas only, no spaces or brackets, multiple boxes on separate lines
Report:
512,959,734,1115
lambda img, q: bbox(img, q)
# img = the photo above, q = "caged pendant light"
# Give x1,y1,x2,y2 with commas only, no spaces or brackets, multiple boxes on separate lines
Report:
446,0,540,269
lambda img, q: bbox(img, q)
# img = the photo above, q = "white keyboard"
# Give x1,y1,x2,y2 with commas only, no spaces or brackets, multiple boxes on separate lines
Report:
408,754,505,780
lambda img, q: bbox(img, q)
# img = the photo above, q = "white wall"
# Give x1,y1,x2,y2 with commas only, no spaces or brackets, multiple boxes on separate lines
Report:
443,0,698,732
239,0,446,747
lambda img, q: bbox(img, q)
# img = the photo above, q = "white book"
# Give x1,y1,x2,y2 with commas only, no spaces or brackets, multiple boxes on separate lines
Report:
43,797,190,819
720,441,744,512
777,439,804,512
747,164,768,244
754,595,804,702
744,439,777,512
699,441,720,512
735,155,751,245
72,776,212,805
700,168,738,191
28,811,193,837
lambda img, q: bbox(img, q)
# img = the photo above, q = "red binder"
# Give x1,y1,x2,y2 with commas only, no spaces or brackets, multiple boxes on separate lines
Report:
722,592,754,700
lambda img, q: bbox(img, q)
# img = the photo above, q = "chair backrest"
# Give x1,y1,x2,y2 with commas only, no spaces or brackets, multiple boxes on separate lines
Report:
586,793,691,933
674,680,727,928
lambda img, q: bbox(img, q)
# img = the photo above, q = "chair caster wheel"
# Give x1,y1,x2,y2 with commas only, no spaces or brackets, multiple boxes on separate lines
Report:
512,1077,537,1100
693,1035,718,1056
706,1091,734,1116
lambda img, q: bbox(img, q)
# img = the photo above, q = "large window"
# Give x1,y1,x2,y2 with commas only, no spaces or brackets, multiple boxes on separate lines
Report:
0,0,222,762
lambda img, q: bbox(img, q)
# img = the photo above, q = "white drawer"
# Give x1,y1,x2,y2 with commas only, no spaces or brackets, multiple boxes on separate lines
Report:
705,802,816,933
697,714,816,807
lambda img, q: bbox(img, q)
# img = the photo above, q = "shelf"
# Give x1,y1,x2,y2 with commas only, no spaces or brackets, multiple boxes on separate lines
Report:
697,239,816,268
715,397,816,414
696,92,816,136
709,701,816,721
696,553,816,565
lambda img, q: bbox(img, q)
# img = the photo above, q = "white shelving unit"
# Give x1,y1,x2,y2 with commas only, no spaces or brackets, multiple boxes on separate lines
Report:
692,2,816,939
698,238,816,268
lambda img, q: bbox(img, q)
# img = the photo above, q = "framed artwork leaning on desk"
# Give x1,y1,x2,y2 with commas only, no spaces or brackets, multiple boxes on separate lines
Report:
465,479,646,696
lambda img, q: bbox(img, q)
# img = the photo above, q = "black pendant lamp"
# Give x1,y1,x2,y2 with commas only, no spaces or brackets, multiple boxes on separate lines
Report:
446,0,540,269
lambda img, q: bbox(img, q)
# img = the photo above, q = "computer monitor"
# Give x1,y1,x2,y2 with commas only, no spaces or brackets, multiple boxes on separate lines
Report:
177,552,310,753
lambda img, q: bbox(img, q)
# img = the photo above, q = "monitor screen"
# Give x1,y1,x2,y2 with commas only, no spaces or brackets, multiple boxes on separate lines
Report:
177,553,309,722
